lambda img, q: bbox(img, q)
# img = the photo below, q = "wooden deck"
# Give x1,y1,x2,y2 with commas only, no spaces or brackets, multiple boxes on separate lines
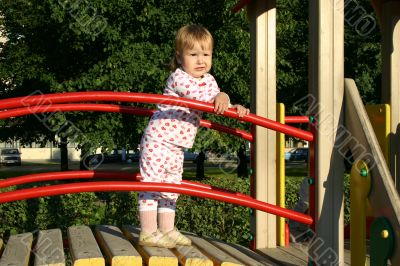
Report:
259,240,370,266
0,225,367,265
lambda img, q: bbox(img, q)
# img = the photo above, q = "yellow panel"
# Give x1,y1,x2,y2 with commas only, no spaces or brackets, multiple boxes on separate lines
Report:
365,105,390,216
276,103,286,246
350,160,371,266
365,104,390,164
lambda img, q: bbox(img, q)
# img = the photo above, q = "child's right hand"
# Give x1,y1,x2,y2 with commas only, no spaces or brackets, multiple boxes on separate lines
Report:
211,92,230,114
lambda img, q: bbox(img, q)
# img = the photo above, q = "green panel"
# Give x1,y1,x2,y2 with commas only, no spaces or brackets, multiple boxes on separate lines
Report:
370,217,394,266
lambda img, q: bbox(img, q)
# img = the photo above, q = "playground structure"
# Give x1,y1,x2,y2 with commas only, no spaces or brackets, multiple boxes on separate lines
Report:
0,0,399,265
0,92,314,265
235,0,400,265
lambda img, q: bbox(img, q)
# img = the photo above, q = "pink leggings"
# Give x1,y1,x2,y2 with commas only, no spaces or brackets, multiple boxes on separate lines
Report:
138,135,184,212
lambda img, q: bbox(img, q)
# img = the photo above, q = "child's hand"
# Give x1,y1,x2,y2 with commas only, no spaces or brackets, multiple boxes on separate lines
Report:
231,104,250,118
211,92,230,114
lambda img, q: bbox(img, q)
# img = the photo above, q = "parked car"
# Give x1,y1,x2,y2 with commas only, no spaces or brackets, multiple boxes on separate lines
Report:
85,149,121,166
184,151,208,163
285,148,309,162
184,151,199,163
0,148,22,166
284,148,295,161
127,152,141,162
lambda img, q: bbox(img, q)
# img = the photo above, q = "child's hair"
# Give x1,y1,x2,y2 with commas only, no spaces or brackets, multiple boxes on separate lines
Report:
170,25,214,71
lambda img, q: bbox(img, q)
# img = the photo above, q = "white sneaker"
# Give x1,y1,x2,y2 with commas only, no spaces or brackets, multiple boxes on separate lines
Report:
164,228,192,246
139,229,176,248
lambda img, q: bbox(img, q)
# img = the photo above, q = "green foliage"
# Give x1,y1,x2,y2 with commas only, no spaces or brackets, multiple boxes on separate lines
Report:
98,192,139,226
0,186,29,236
344,0,381,104
177,175,251,245
276,0,381,115
0,0,251,155
276,0,309,114
285,176,304,209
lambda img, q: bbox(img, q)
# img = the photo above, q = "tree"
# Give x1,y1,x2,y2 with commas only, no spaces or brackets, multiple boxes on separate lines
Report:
0,0,252,165
0,0,382,165
275,0,381,116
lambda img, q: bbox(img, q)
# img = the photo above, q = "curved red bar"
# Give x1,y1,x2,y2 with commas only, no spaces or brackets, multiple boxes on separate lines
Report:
0,171,249,197
0,104,253,141
0,181,313,225
285,116,310,124
0,92,313,141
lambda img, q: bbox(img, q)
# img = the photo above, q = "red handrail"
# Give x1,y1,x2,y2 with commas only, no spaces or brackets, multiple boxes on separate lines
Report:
0,171,251,198
285,116,310,124
0,104,253,141
0,180,313,225
0,92,313,141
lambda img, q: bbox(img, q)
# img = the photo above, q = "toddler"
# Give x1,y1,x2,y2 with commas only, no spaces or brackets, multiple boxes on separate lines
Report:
138,24,249,248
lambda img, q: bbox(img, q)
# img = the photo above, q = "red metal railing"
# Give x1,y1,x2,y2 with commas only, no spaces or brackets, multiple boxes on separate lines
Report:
0,92,315,226
0,104,254,141
0,171,249,198
285,116,310,124
0,179,312,225
0,92,313,141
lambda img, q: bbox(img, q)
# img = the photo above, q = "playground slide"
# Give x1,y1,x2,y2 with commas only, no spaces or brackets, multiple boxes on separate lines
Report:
344,78,400,264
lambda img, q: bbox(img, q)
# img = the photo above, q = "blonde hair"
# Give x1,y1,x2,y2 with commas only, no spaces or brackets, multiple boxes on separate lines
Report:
170,25,214,71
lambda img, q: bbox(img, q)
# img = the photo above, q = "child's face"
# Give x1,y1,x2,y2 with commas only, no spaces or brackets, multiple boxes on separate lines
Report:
178,42,212,79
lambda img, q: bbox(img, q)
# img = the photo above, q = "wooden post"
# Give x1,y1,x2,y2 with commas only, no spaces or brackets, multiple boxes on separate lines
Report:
247,0,277,249
309,0,344,264
381,1,400,191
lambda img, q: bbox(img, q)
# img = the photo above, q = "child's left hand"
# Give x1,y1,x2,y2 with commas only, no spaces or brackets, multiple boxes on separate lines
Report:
231,104,250,118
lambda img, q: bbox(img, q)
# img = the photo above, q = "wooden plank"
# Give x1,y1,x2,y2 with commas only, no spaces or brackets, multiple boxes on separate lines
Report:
381,1,400,192
365,104,390,163
121,225,177,266
95,225,141,266
171,245,213,266
308,0,345,264
34,229,65,266
68,225,105,266
186,234,244,266
259,247,307,266
0,232,33,266
247,0,277,249
277,244,309,264
205,237,277,265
